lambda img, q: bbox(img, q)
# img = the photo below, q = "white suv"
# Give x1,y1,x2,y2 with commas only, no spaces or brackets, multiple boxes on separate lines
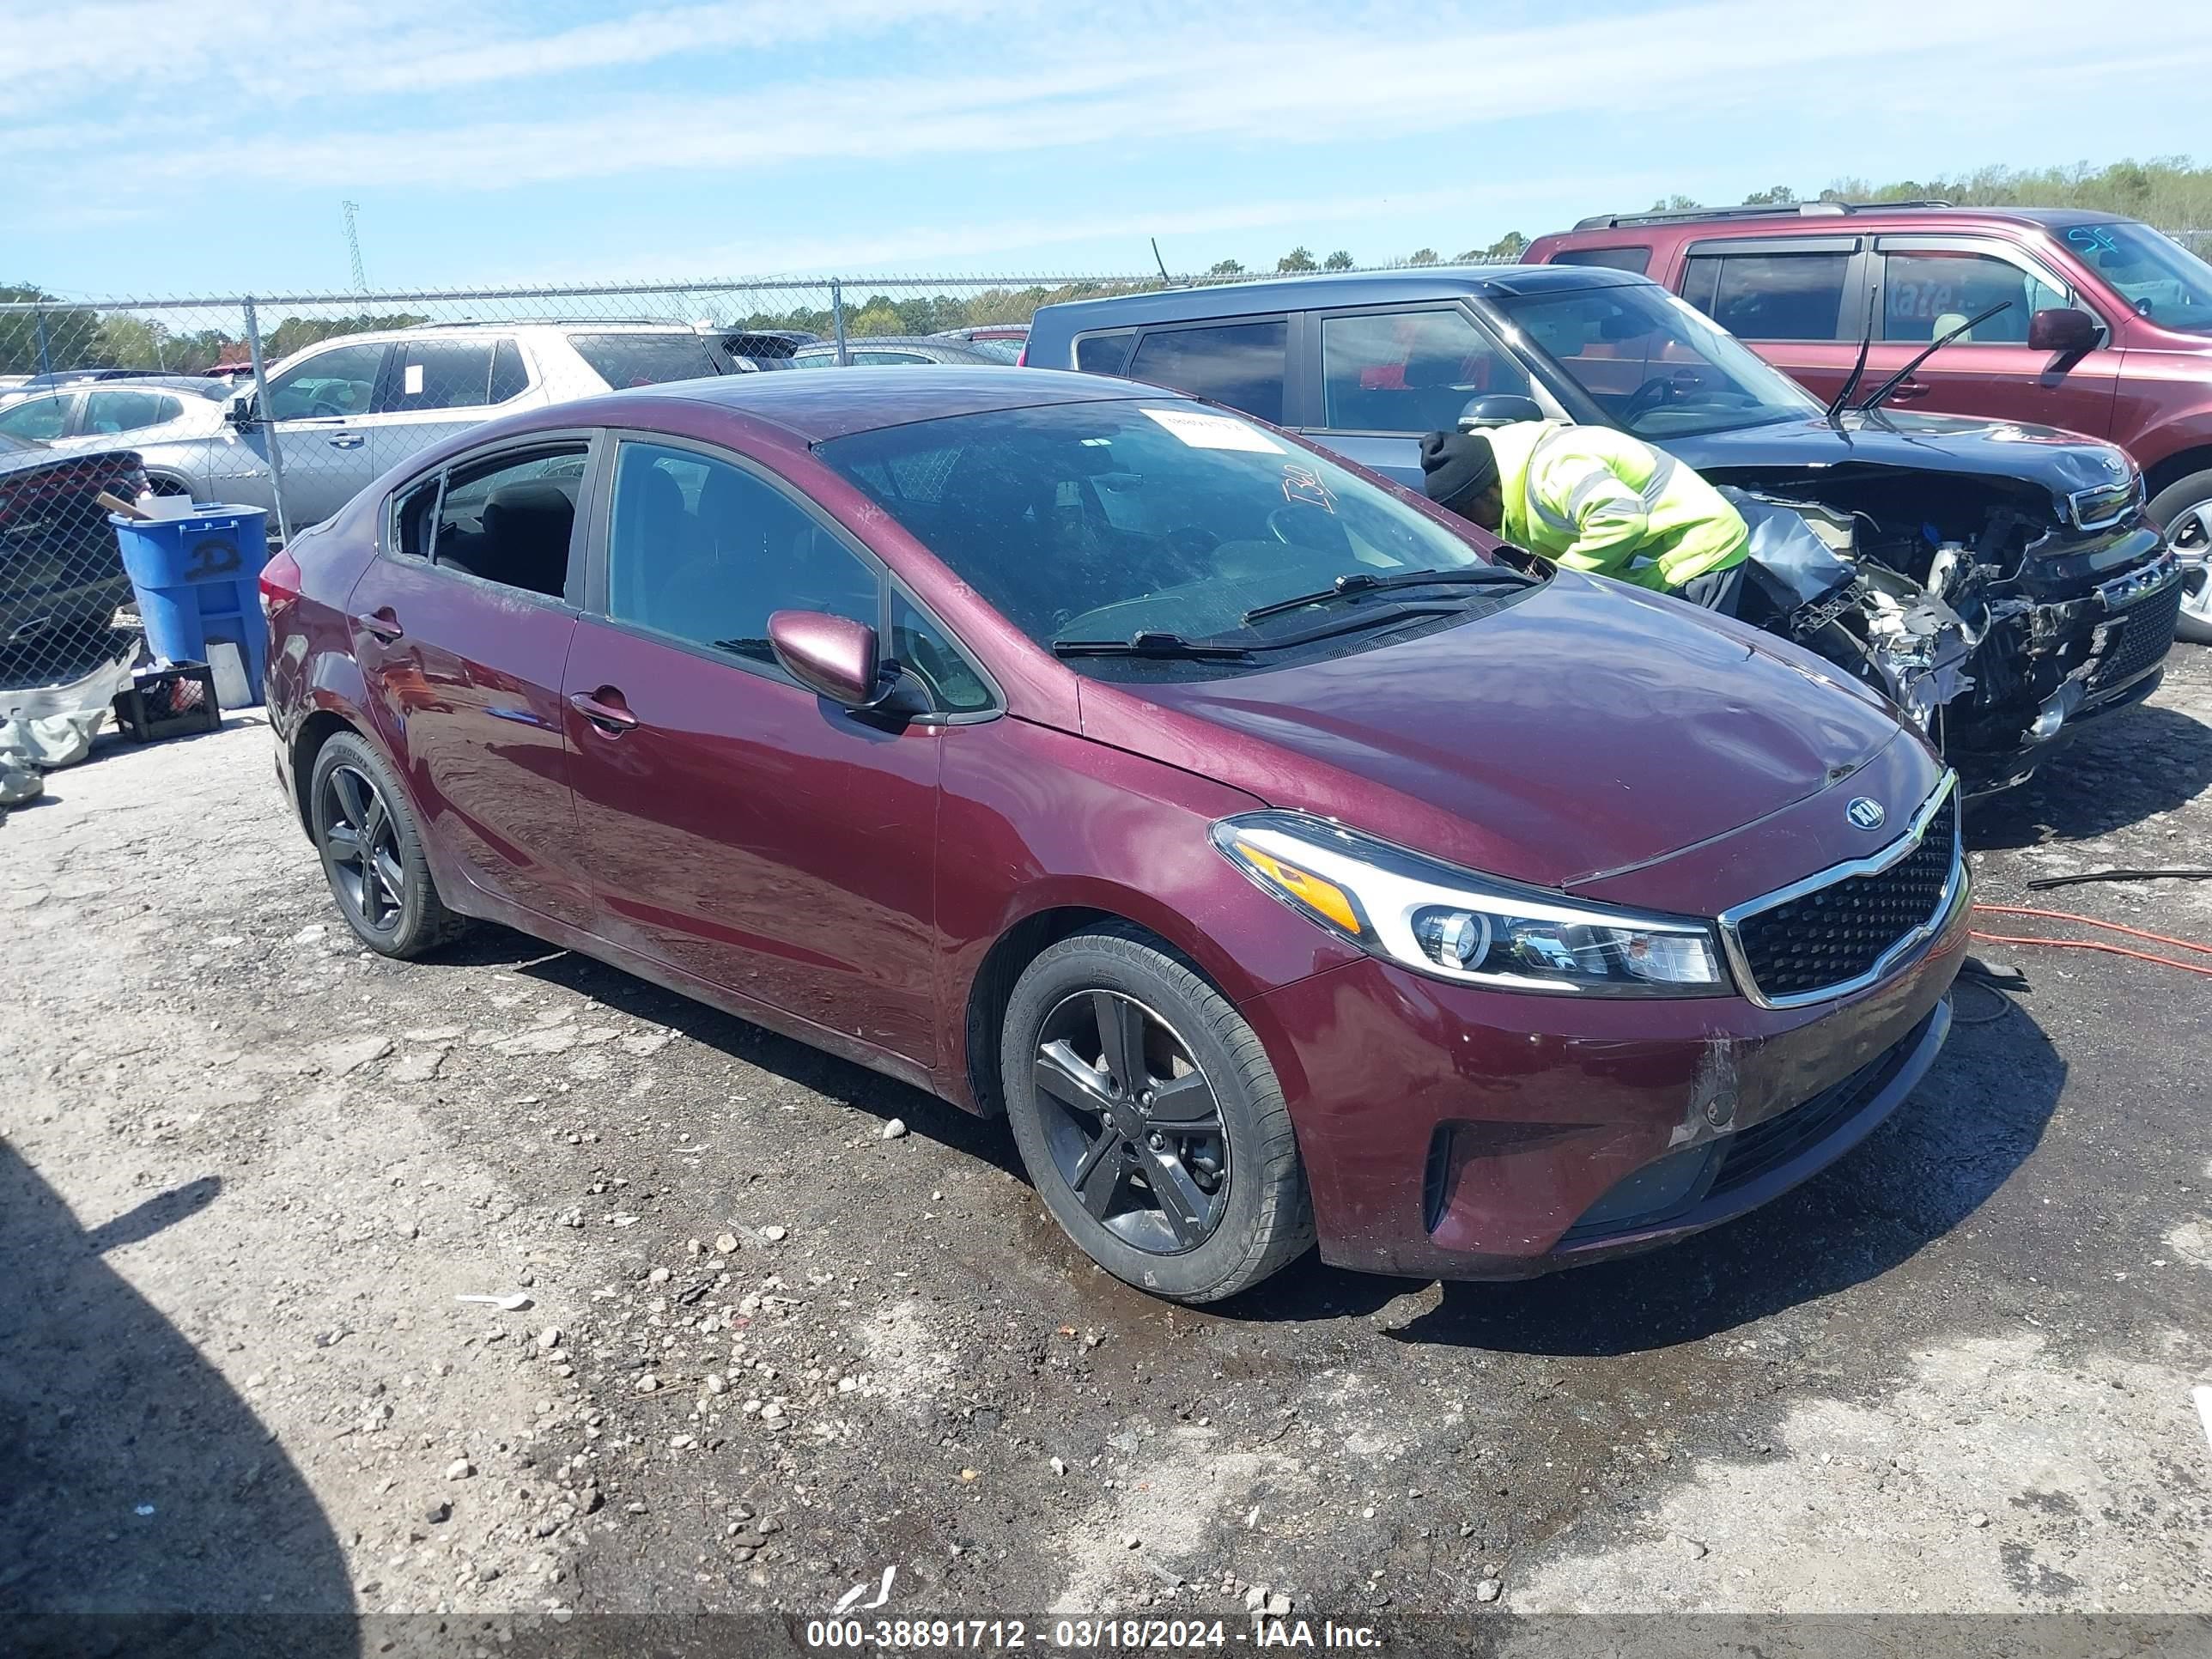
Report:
137,322,744,526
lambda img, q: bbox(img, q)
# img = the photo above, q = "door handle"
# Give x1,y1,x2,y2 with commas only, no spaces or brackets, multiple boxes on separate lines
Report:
1888,380,1930,401
355,606,404,642
568,688,639,733
327,433,365,449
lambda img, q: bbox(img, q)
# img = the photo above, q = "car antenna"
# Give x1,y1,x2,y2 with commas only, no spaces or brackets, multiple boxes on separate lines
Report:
1825,289,1878,429
1856,300,2013,415
1151,237,1178,289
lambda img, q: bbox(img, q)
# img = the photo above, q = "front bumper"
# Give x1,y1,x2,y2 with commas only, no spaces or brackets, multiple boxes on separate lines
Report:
1240,860,1971,1279
1952,538,2180,792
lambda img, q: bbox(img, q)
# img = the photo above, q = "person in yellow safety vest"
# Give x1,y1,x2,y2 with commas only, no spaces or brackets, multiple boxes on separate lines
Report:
1419,419,1751,613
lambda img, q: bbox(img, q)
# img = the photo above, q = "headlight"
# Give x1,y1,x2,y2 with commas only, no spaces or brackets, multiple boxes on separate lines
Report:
1212,811,1730,998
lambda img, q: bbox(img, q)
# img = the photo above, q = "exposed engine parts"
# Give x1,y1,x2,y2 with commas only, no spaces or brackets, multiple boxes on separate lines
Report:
1712,469,2180,794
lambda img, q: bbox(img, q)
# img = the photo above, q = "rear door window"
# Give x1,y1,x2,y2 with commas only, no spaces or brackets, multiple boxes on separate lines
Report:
1318,307,1532,432
382,339,499,413
1125,320,1287,422
428,445,588,599
1878,250,2067,344
1683,251,1851,340
565,332,725,388
82,388,179,434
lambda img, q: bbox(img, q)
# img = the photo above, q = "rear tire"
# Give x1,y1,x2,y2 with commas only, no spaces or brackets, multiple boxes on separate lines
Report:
2148,469,2212,644
1000,925,1312,1303
307,732,470,958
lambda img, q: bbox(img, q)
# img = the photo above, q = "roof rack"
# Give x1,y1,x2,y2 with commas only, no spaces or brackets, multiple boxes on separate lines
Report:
1571,199,1955,231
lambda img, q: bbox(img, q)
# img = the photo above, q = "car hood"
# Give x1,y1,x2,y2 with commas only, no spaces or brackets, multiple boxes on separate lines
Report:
1076,571,1910,892
1664,410,2131,498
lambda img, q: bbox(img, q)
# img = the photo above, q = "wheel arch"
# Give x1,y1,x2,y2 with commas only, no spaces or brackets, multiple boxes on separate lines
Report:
2142,441,2212,507
957,896,1246,1120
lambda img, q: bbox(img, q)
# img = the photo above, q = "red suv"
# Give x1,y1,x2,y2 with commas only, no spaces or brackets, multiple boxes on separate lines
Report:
1528,204,2212,640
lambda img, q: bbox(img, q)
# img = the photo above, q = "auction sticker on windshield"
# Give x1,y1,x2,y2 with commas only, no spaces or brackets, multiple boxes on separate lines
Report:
1140,407,1285,453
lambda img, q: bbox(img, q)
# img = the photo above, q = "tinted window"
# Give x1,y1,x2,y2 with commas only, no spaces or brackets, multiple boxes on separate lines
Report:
889,590,993,713
605,441,878,666
818,400,1504,684
1553,246,1651,274
1125,321,1286,422
566,332,724,388
428,446,586,599
266,342,386,420
82,389,179,434
1683,252,1850,340
1073,331,1133,374
489,339,530,403
383,339,497,413
1320,308,1533,432
0,395,70,440
1881,251,2065,344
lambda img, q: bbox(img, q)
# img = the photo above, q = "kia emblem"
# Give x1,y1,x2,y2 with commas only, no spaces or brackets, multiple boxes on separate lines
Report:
1846,797,1887,830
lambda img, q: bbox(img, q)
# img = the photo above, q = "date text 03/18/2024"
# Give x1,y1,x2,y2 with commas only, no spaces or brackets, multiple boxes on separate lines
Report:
801,1617,1388,1650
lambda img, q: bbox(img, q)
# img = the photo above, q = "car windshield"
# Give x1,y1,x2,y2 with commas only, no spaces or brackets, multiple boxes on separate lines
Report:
1489,283,1824,437
966,337,1025,362
817,399,1517,679
2061,222,2212,334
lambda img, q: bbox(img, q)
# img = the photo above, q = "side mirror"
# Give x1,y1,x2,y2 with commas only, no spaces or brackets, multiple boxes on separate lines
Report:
1457,393,1545,431
769,610,881,707
2028,307,2100,355
225,389,256,427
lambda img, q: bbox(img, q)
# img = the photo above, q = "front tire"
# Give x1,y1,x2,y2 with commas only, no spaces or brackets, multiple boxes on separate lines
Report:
307,732,469,958
1000,926,1312,1303
2149,469,2212,644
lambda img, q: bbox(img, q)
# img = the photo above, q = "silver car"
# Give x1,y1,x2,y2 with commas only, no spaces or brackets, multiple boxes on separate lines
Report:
46,323,746,529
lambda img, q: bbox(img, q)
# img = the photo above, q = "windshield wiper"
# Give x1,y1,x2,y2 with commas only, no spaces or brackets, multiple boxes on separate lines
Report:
1242,565,1534,624
1856,301,2013,416
1825,289,1879,430
1053,630,1254,660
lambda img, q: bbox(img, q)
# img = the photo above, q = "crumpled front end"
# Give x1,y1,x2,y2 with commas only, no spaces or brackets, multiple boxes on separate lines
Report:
1712,463,2178,795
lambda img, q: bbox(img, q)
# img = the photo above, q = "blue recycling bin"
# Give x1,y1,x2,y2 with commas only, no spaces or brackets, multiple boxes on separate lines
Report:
110,505,272,707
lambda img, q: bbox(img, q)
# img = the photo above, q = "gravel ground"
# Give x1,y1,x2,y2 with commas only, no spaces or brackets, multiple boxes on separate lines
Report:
3,650,2211,1649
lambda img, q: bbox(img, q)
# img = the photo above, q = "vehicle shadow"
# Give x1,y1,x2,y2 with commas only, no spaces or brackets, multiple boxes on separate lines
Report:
0,1143,356,1656
1222,994,2066,1354
430,926,1027,1181
1966,702,2212,850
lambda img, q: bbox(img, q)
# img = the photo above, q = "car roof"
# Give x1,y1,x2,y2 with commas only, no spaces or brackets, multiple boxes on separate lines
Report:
1035,264,1645,329
1555,204,2138,239
633,365,1180,441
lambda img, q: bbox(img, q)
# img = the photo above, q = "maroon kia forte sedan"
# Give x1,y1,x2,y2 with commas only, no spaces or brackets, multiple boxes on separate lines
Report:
262,368,1971,1303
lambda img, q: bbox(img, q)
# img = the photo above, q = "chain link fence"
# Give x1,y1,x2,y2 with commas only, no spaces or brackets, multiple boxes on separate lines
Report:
0,274,1203,696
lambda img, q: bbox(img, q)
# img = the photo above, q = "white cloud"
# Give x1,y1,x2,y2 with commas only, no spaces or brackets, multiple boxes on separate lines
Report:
20,0,2208,199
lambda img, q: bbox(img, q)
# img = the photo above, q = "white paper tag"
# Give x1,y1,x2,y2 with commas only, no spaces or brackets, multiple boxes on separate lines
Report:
1139,407,1284,453
404,362,424,396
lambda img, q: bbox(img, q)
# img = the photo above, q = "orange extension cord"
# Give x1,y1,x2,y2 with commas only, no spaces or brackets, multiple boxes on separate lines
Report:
1971,903,2212,980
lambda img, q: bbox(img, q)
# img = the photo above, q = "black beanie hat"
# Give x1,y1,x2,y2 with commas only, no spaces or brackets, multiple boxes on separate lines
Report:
1419,429,1498,515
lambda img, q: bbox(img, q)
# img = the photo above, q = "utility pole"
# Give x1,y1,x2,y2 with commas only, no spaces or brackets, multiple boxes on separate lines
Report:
342,200,367,292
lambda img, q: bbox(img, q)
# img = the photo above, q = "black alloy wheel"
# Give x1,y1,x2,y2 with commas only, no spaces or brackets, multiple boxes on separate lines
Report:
1032,988,1230,1255
317,763,407,936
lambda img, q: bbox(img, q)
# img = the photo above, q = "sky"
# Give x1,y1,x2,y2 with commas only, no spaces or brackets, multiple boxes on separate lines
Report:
6,0,2212,299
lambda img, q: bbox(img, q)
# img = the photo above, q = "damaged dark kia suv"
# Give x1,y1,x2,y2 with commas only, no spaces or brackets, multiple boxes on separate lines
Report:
1029,268,2180,793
